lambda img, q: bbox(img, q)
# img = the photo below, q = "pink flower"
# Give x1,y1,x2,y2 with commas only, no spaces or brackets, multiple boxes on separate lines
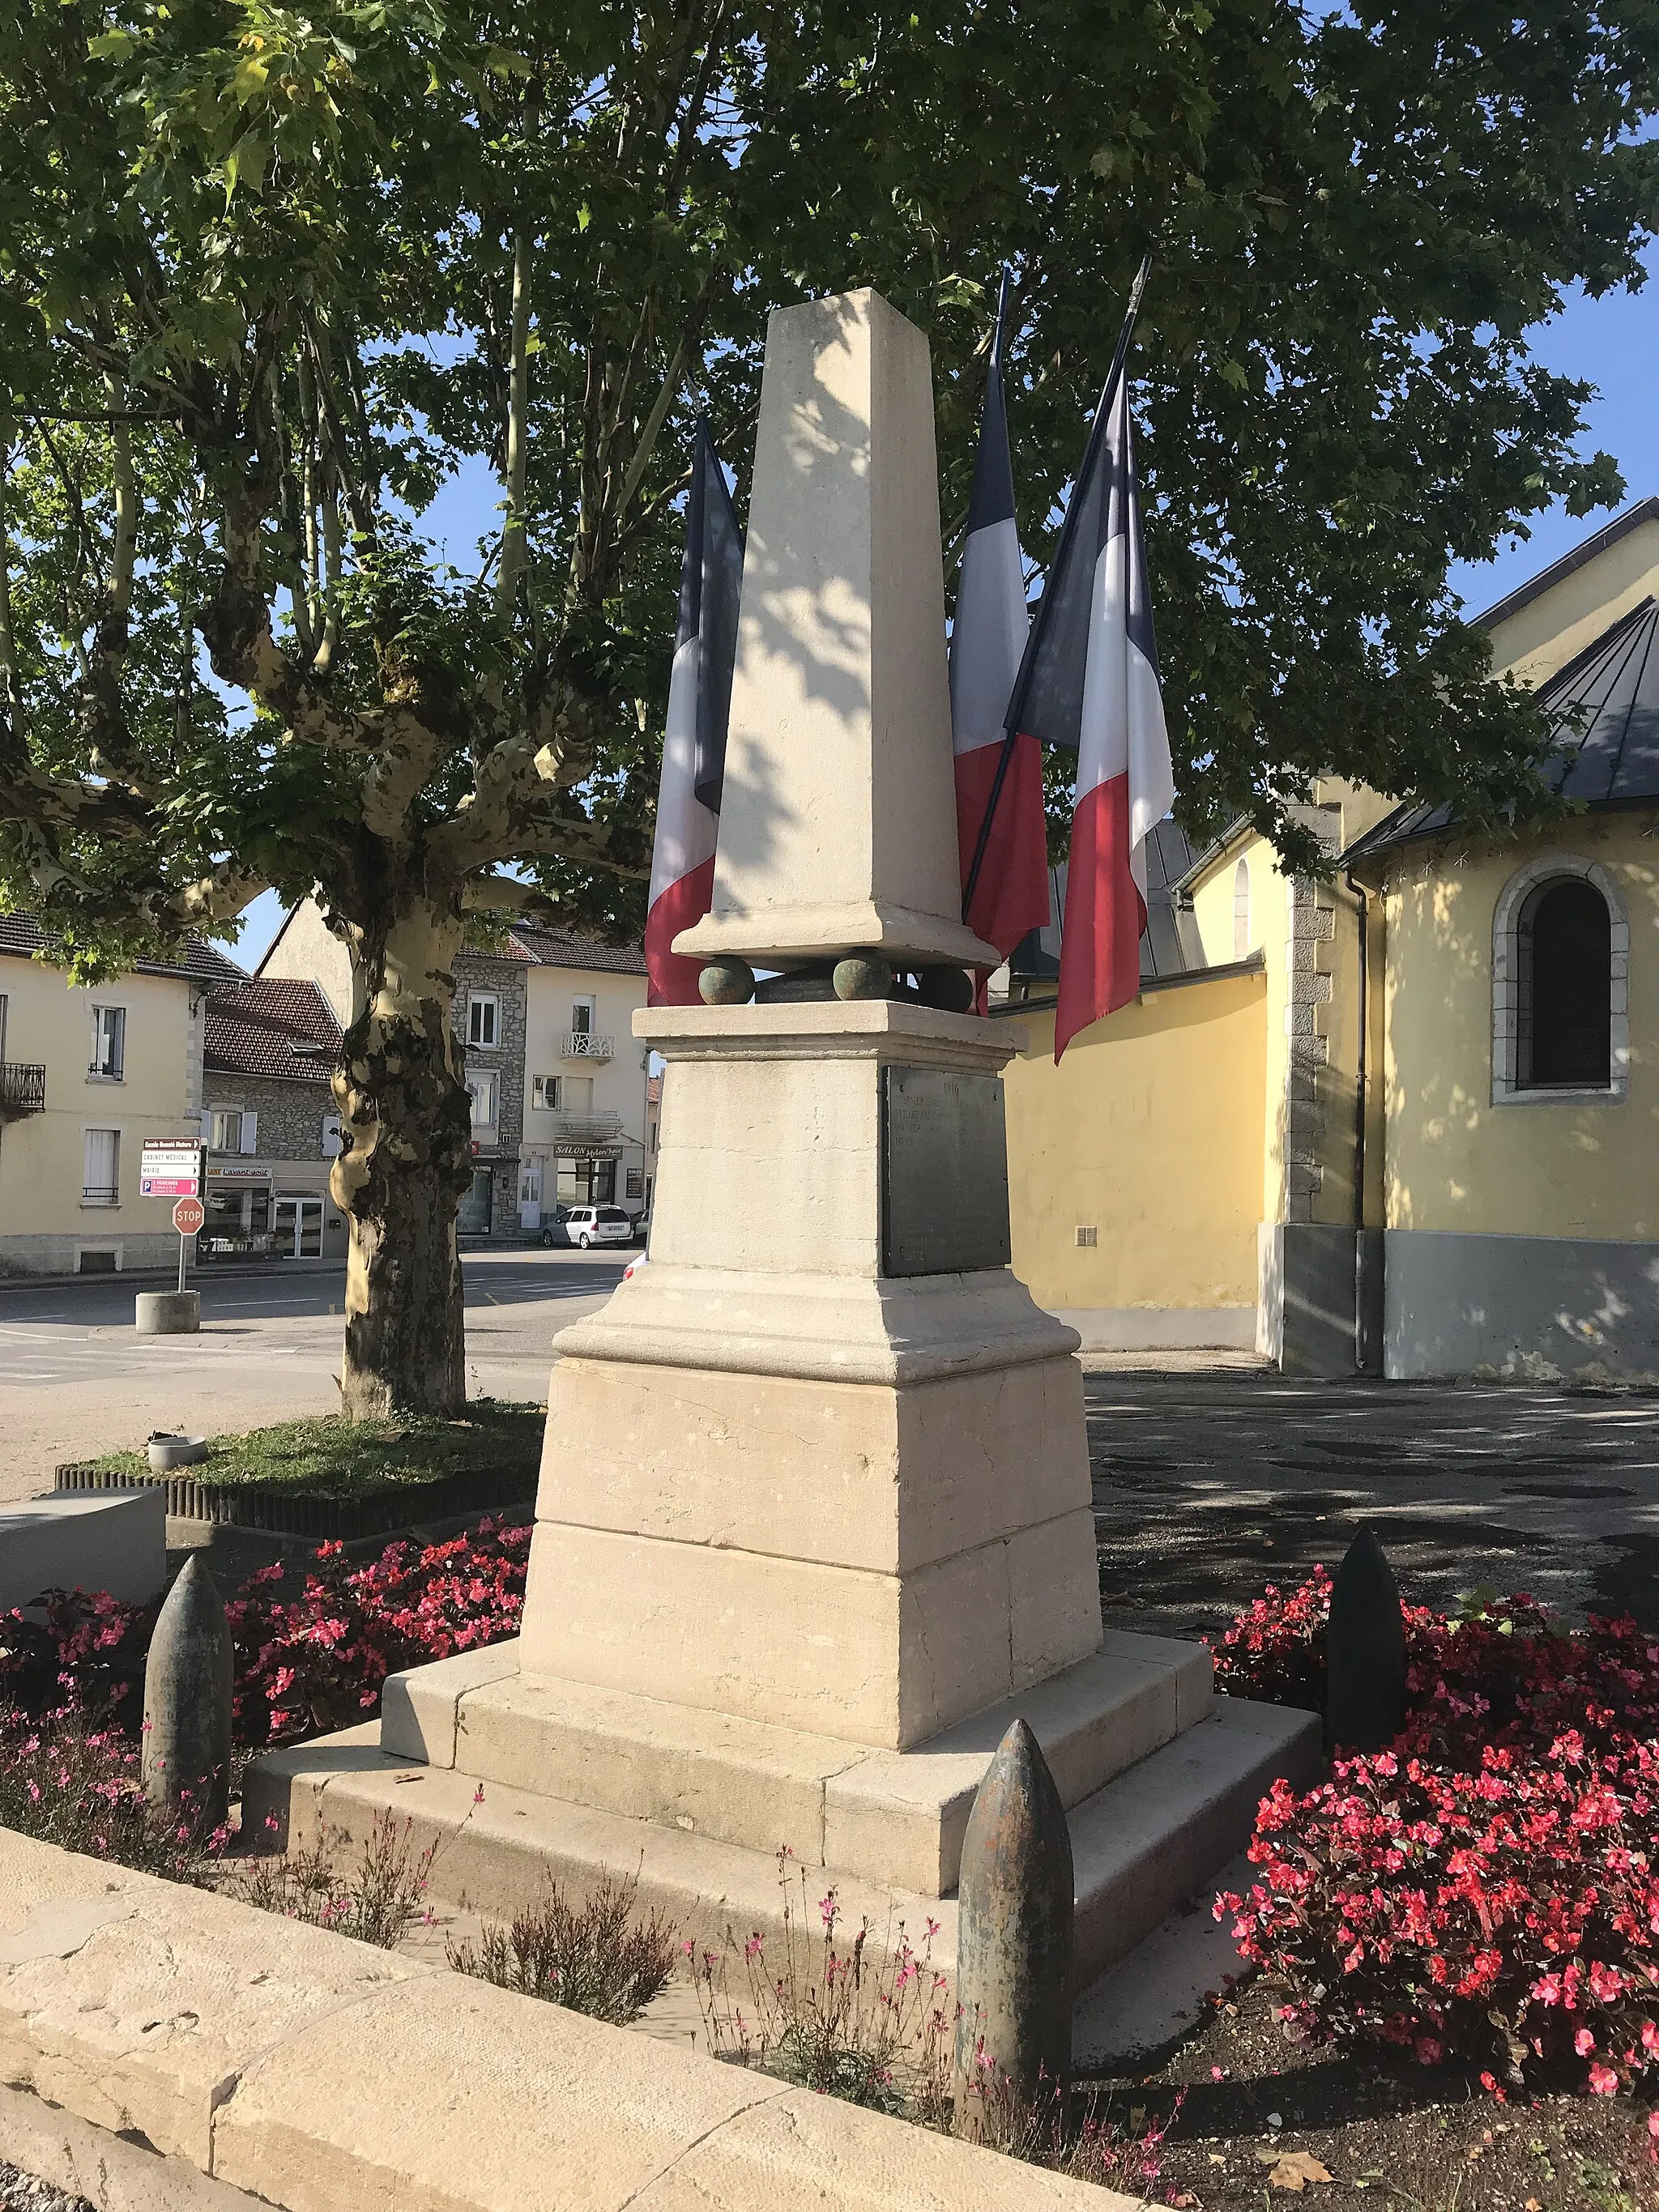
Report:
1588,2062,1619,2095
1576,2027,1597,2056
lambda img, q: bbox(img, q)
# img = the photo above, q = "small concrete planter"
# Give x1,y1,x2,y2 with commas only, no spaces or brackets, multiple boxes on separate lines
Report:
134,1289,202,1336
148,1432,210,1474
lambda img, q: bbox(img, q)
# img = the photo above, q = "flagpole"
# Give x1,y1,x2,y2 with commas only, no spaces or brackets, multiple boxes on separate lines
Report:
960,254,1152,930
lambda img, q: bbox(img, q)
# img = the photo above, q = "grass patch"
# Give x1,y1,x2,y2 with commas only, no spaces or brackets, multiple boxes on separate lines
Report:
77,1400,546,1501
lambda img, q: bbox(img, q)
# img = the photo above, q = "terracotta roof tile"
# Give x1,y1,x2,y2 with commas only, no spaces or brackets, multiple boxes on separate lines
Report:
203,977,341,1079
0,914,249,986
505,925,647,976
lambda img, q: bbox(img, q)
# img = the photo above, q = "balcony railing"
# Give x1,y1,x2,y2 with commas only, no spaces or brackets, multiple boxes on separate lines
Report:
81,1184,119,1206
547,1110,623,1145
0,1063,45,1121
560,1031,614,1060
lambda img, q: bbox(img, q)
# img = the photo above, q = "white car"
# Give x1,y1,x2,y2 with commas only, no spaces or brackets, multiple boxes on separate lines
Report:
565,1204,633,1251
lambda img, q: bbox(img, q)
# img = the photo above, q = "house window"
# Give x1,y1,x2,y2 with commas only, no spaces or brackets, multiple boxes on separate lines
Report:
89,1005,126,1080
1520,878,1612,1089
467,1070,499,1131
531,1074,561,1110
1492,855,1628,1105
1232,859,1251,960
468,993,500,1048
82,1127,120,1205
207,1108,257,1154
322,1113,343,1158
570,996,595,1035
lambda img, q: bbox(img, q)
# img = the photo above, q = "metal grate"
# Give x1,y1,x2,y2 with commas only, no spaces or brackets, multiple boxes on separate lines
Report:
0,1063,45,1117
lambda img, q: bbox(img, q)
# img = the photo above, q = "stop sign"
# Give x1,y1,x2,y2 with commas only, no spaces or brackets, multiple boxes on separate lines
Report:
172,1195,206,1237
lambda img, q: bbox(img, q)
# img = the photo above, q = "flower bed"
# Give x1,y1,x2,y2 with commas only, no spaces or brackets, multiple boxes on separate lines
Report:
0,1515,531,1750
1216,1572,1659,2098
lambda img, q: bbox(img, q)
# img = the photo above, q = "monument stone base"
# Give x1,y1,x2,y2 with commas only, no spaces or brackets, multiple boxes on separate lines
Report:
246,1641,1319,1995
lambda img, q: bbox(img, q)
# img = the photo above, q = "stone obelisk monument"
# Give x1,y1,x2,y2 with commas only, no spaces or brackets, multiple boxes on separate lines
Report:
255,289,1318,1988
517,289,1103,1747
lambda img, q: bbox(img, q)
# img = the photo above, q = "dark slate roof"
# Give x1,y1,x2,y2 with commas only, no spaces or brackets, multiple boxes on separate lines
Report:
0,914,249,987
204,977,341,1079
505,924,647,977
1344,595,1659,865
1009,817,1204,985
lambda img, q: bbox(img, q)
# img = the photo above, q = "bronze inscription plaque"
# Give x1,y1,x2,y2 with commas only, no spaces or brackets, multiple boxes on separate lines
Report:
881,1064,1012,1277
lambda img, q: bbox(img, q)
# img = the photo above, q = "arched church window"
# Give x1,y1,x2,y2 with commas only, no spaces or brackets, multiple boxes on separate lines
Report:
1232,858,1251,960
1517,876,1612,1089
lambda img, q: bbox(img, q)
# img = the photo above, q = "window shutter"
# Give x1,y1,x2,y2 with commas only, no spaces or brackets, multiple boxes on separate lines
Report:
240,1112,258,1154
200,1110,214,1145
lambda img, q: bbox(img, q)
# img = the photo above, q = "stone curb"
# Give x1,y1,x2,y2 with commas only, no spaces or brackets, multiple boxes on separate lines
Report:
0,1828,1142,2212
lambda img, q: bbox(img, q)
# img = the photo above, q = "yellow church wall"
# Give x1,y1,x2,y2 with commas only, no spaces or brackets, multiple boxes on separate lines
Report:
1486,512,1659,688
1183,832,1293,1226
1001,969,1268,1313
1381,814,1659,1240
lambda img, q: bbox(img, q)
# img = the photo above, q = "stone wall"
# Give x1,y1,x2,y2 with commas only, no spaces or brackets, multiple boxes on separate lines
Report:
452,952,526,1238
201,1072,335,1165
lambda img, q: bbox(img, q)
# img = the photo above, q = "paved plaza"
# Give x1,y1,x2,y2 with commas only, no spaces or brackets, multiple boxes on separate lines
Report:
1087,1355,1659,1639
3,1273,1654,1640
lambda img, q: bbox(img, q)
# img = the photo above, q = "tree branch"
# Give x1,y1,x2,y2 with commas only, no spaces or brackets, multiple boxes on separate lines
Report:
494,195,535,626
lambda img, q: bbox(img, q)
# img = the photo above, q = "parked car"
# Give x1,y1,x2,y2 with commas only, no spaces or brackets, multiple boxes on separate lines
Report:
565,1204,633,1250
630,1206,651,1247
538,1205,574,1249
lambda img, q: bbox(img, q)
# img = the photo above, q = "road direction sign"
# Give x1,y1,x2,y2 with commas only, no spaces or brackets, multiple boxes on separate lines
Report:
172,1195,207,1237
142,1138,204,1198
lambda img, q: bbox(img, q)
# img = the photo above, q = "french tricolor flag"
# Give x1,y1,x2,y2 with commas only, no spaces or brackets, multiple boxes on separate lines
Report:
1007,299,1173,1061
950,278,1049,991
645,421,743,1006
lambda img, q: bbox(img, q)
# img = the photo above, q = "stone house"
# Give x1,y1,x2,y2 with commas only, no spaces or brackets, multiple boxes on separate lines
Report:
512,927,649,1228
451,947,527,1239
198,976,347,1261
0,916,237,1276
997,497,1659,1380
258,903,648,1239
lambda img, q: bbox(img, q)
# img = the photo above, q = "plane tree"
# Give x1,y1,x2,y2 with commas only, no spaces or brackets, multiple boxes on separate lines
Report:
0,0,1651,1412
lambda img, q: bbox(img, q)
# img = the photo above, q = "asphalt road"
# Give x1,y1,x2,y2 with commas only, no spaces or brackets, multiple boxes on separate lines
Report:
0,1246,628,1353
0,1247,629,1495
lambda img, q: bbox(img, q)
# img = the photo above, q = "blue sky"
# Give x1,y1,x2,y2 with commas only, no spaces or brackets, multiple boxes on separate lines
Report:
229,258,1657,970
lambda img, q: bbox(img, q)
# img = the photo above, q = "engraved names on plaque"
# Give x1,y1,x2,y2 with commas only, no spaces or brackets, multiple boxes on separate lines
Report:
881,1063,1013,1277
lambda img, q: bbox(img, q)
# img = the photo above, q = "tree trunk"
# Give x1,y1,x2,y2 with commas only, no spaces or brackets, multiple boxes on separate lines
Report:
330,899,474,1419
